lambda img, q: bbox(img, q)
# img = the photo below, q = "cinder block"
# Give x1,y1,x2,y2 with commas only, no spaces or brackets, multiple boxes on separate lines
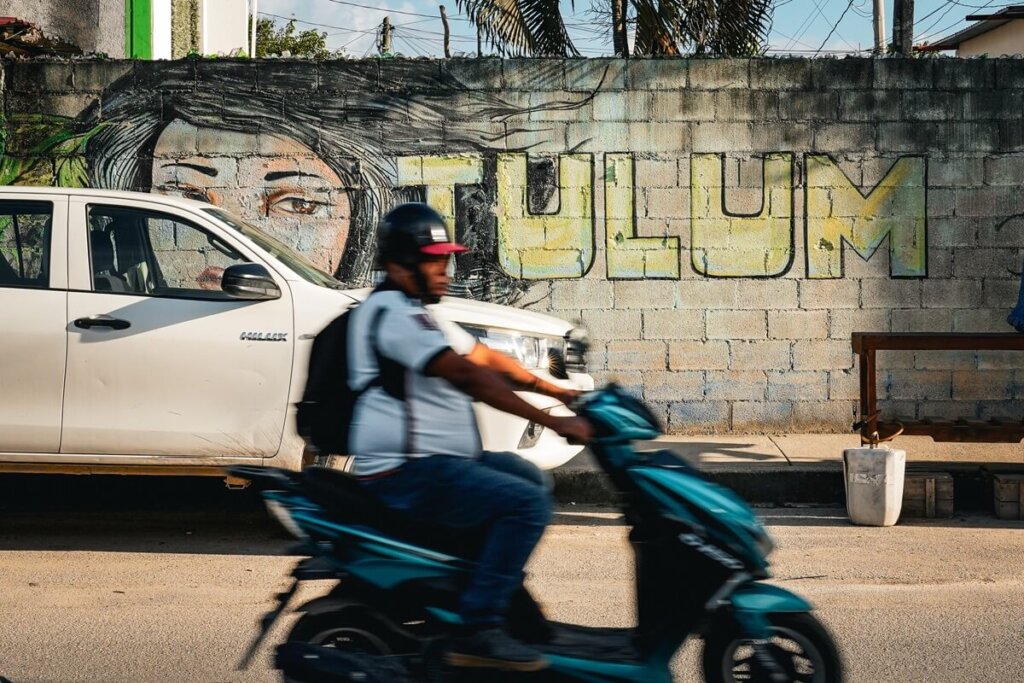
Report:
196,60,256,91
551,279,613,310
793,340,855,371
677,91,716,121
677,280,737,309
564,59,625,92
779,91,837,122
669,400,730,433
902,472,954,518
134,60,196,90
440,59,503,90
922,280,983,309
861,280,922,308
687,59,748,90
625,59,687,90
874,59,933,90
828,369,860,401
581,309,641,340
885,369,952,401
749,59,812,91
10,62,75,92
705,370,766,401
713,91,779,122
955,187,1022,217
799,280,861,310
502,59,563,91
610,280,675,307
892,309,954,331
984,155,1024,186
643,371,704,402
954,249,1018,280
915,351,977,371
838,90,901,122
319,61,379,92
829,309,890,340
792,400,856,430
994,59,1024,90
903,90,961,121
634,157,680,188
952,370,1014,400
933,60,994,90
733,401,794,429
707,310,767,340
953,308,1013,333
963,90,1024,121
771,310,829,340
649,91,686,122
768,370,827,401
74,61,134,92
812,123,875,151
607,340,667,371
669,340,729,371
811,59,872,90
992,473,1024,520
378,60,445,92
929,158,985,187
731,340,791,371
257,61,317,92
642,310,703,340
734,280,798,310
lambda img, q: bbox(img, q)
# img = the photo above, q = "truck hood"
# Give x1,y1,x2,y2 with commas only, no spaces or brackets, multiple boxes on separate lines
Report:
342,287,574,337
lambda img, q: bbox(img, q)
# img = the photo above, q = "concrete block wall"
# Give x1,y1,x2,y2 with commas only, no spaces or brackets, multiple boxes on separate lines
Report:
2,57,1023,433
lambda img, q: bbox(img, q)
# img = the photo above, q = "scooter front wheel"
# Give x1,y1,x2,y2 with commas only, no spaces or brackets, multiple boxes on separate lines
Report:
702,612,842,683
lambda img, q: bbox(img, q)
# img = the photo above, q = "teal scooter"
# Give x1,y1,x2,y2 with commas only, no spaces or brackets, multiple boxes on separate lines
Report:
235,384,842,682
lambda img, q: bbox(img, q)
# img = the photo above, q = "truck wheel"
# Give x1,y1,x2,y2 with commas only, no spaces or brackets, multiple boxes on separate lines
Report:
702,612,843,683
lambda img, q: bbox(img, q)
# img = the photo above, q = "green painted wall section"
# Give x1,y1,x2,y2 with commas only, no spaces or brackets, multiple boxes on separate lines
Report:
126,0,153,59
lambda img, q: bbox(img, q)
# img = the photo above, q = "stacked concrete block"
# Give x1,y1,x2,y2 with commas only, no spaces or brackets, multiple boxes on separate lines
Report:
3,56,1023,433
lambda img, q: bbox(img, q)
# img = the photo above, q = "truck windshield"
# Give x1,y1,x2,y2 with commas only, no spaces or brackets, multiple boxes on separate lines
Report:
202,207,344,290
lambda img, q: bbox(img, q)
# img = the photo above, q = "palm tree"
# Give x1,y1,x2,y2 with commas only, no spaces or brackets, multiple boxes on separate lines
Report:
456,0,773,57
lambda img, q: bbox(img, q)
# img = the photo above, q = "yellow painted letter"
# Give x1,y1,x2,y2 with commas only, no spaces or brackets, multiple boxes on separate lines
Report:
496,153,594,279
605,154,680,279
691,153,794,278
805,155,927,278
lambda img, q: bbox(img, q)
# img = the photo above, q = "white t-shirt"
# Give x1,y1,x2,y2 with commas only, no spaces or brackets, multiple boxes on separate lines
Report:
347,287,480,476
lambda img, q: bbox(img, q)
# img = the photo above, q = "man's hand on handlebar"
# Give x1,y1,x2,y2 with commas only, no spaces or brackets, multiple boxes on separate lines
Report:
550,416,594,445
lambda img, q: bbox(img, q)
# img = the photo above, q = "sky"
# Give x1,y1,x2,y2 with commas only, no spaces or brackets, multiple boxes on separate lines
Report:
255,0,1019,58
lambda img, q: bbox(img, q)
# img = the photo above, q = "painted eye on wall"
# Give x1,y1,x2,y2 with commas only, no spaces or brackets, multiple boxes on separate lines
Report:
271,196,327,216
157,184,212,204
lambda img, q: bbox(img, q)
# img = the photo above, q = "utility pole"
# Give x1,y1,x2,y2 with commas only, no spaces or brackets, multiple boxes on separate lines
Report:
249,0,259,57
892,0,914,55
439,5,451,58
476,23,482,57
872,0,885,55
611,0,628,57
378,16,393,55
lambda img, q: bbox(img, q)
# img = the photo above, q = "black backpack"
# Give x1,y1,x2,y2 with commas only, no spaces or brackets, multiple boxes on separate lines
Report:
296,305,400,456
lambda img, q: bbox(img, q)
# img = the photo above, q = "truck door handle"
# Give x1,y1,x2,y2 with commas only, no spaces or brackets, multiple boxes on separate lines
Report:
73,315,131,330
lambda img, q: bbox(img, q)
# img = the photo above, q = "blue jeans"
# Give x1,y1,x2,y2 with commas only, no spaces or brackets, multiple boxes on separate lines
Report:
360,451,552,627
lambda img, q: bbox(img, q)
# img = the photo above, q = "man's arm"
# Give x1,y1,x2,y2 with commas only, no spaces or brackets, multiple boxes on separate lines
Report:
427,349,592,444
465,343,578,405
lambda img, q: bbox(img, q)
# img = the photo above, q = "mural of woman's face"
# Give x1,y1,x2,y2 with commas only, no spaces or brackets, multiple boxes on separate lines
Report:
151,119,351,274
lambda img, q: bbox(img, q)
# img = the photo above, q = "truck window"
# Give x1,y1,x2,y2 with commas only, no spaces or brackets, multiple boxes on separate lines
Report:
88,205,249,300
0,201,52,289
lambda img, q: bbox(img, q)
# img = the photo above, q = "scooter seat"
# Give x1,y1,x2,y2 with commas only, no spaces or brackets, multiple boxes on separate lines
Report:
300,466,487,559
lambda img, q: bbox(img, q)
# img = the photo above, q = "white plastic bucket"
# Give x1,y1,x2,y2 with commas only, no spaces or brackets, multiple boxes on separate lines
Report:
842,447,906,526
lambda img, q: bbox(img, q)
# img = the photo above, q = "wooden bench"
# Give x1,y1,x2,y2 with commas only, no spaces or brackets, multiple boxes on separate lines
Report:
851,332,1024,444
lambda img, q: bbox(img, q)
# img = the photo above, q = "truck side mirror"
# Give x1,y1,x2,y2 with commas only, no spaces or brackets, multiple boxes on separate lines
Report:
221,263,281,301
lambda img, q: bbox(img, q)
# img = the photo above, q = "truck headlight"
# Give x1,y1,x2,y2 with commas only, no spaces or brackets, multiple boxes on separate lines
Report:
462,326,559,371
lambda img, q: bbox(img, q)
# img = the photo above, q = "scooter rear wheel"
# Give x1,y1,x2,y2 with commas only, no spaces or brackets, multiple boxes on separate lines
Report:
287,607,414,654
702,612,842,683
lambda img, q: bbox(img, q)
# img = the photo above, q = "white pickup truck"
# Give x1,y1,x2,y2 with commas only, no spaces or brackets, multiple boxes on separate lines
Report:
0,187,592,480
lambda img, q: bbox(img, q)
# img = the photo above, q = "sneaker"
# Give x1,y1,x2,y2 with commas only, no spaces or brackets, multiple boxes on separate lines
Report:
445,627,549,672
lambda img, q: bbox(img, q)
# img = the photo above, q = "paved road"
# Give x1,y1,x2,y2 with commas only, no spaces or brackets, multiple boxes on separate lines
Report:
0,475,1022,682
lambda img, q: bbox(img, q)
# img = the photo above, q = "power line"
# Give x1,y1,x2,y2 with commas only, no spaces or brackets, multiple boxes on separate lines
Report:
319,0,473,22
815,0,857,54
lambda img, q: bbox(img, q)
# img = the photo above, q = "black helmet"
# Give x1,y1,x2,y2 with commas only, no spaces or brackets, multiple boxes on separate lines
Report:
376,203,467,269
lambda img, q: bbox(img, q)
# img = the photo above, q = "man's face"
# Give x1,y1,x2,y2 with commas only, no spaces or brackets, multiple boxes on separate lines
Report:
419,254,452,298
151,120,351,274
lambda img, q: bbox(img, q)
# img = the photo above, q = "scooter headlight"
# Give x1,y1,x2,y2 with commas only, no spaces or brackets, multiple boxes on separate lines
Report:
266,500,307,540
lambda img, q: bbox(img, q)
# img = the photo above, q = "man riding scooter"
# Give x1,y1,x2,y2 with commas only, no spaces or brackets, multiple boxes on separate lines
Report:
347,203,594,672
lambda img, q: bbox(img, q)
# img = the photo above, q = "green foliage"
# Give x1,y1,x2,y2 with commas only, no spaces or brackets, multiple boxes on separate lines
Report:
0,114,103,187
255,17,342,59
